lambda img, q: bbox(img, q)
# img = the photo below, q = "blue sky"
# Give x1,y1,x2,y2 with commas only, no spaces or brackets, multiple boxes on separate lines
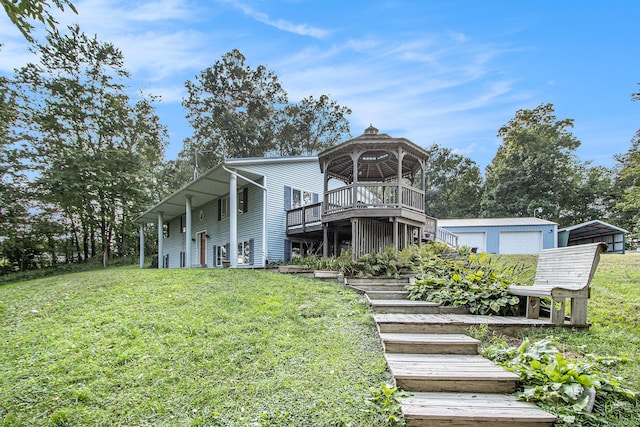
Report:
1,0,638,170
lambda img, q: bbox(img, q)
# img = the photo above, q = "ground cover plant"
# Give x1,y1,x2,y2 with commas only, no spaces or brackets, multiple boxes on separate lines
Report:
0,268,395,426
406,251,527,315
479,253,640,426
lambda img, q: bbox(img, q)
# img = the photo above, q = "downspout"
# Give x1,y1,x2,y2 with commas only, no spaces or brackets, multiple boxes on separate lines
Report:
222,165,268,268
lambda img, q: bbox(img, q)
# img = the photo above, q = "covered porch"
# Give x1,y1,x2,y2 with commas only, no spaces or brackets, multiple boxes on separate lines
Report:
134,161,267,268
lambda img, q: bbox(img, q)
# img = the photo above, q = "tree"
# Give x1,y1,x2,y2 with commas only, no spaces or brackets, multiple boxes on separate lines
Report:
11,25,168,266
183,49,287,171
182,49,351,179
613,85,640,247
423,144,483,218
481,103,587,226
274,94,351,156
1,0,77,43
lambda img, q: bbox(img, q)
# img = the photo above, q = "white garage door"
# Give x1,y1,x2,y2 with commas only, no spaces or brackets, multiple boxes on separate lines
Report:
456,232,486,253
499,231,542,254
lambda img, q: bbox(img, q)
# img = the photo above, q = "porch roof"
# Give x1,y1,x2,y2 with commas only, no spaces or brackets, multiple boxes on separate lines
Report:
135,156,317,223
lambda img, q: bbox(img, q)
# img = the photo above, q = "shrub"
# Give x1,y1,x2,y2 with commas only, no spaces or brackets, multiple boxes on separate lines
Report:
484,338,638,426
406,252,523,315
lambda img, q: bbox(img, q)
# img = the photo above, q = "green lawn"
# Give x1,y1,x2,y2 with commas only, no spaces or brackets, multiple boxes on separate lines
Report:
2,253,638,426
0,268,392,426
504,253,640,391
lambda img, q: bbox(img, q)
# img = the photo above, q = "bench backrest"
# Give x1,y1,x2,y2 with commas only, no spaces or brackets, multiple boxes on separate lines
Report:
534,242,608,290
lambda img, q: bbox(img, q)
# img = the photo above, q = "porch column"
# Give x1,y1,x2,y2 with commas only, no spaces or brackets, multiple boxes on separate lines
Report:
397,148,404,207
229,171,238,267
352,152,358,209
323,224,329,258
157,212,164,269
185,195,192,268
393,218,399,251
139,223,145,269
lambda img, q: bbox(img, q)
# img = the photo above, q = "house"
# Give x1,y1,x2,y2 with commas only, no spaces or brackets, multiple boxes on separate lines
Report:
135,156,326,268
558,220,628,254
135,126,438,268
438,218,558,254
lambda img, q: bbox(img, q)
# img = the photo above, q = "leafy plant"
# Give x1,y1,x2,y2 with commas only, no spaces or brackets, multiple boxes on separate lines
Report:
365,383,408,426
484,338,638,426
407,253,523,315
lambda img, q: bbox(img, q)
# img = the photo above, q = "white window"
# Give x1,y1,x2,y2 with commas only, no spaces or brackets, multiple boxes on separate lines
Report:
238,240,250,265
216,244,227,266
292,188,313,209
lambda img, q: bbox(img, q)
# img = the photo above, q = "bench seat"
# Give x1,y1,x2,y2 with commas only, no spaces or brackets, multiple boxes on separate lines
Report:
508,242,607,326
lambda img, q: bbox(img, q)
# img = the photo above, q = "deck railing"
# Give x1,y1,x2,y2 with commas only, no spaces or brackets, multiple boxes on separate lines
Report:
324,183,424,215
286,202,322,229
437,227,459,248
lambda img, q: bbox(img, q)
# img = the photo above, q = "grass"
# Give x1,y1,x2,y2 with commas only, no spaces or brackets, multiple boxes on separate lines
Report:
0,268,393,426
498,253,640,390
488,252,640,425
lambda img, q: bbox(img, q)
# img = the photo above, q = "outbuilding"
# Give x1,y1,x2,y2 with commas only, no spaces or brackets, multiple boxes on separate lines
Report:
558,220,628,254
438,217,558,254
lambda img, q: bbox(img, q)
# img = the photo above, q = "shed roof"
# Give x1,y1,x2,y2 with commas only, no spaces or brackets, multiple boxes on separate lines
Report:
438,217,557,228
559,220,629,239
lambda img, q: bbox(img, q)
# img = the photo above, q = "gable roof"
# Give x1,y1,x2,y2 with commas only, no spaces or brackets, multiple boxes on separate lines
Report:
559,220,629,237
438,217,557,228
135,156,318,223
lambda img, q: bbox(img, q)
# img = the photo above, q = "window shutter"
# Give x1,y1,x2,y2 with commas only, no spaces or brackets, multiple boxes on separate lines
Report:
213,245,217,267
225,243,230,261
249,239,254,265
243,187,249,213
284,186,291,211
284,239,292,262
217,199,222,221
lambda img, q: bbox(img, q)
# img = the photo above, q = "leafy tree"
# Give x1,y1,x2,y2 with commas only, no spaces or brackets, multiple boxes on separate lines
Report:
11,25,167,266
182,49,351,178
423,144,483,218
274,94,351,156
613,86,640,246
183,49,287,171
1,0,77,42
481,103,586,226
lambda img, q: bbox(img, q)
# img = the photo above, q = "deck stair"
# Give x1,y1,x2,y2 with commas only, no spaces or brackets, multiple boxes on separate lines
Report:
350,277,557,426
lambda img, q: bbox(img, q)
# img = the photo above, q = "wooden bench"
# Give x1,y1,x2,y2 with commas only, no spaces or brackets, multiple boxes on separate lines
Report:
508,242,607,326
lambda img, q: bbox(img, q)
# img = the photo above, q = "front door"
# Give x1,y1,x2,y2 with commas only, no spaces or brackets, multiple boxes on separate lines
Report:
199,232,207,265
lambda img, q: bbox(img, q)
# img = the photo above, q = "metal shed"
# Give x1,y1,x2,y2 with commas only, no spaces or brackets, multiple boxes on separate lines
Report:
438,218,558,254
558,220,628,254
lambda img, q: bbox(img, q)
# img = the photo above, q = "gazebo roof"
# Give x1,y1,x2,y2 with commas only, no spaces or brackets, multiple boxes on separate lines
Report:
318,125,430,182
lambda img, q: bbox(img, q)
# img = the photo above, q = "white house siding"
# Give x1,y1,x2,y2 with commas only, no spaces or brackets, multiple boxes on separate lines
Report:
162,216,188,268
233,158,325,263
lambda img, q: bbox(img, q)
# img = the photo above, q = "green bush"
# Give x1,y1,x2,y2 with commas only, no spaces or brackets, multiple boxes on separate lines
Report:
484,337,638,426
406,252,523,315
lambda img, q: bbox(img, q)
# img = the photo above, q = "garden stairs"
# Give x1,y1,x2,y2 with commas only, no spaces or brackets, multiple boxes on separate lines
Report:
346,277,558,427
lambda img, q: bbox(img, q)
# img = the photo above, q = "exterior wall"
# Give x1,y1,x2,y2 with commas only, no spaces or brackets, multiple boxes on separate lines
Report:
235,160,325,263
442,224,557,254
156,158,325,268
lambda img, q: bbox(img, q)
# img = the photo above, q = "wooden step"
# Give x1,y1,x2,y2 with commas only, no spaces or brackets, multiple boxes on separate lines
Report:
345,277,413,286
365,290,409,300
386,353,519,393
401,392,556,427
379,333,479,355
368,298,440,314
375,313,556,335
349,283,408,292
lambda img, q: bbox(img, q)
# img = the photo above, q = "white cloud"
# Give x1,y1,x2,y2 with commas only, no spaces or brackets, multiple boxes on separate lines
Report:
218,0,331,39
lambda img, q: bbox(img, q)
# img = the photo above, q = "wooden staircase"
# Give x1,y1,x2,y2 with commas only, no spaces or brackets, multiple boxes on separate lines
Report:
346,277,557,427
